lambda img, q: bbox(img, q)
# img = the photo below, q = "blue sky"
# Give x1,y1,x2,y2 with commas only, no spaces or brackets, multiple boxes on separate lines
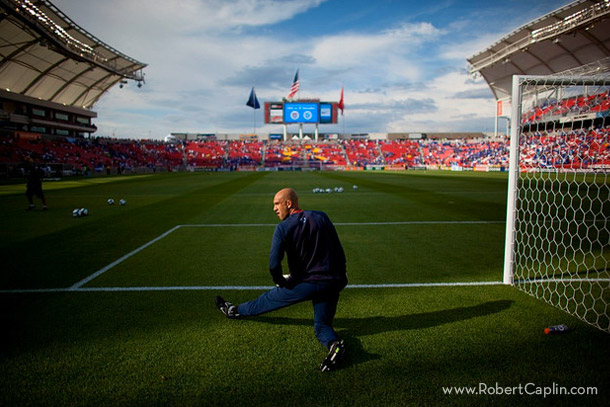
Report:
52,0,570,139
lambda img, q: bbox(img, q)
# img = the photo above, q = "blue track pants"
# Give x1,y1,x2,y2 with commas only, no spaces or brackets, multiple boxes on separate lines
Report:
237,281,345,349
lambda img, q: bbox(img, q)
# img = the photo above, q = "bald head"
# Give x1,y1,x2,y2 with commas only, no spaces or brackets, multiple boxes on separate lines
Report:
273,188,301,220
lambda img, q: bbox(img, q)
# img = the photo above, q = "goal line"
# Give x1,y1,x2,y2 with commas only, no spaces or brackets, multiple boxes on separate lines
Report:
0,281,505,294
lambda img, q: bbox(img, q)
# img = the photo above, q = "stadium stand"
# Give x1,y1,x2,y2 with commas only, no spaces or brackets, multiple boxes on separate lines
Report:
420,138,510,168
379,140,421,166
0,134,183,176
520,127,610,170
185,141,226,168
342,140,384,167
3,125,610,176
262,142,307,167
227,140,263,167
522,91,610,124
303,143,347,166
140,140,184,169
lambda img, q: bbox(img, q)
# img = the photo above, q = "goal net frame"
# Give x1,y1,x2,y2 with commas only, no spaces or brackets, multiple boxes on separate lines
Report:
503,74,610,333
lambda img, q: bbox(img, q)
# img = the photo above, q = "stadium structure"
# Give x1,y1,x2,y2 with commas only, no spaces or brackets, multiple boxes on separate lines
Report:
0,0,609,177
0,0,146,139
468,0,610,135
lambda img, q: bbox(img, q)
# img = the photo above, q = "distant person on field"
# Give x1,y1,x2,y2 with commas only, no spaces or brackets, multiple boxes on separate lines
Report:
215,188,348,372
25,165,47,210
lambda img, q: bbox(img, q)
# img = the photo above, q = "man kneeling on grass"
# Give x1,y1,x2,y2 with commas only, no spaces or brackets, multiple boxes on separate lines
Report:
215,187,348,372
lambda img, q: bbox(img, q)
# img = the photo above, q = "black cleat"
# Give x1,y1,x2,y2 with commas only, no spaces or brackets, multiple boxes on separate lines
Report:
215,296,240,319
320,340,345,372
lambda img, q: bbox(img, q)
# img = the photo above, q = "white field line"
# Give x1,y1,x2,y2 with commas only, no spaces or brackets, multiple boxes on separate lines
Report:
5,279,610,294
336,220,505,226
182,220,506,227
0,281,505,294
69,225,183,289
6,220,505,294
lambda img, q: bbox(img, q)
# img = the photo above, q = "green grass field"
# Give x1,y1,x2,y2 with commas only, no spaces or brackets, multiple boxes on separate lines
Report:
1,170,609,406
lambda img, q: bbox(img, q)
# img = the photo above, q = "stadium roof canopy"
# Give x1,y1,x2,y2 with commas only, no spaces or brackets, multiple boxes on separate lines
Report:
467,0,610,101
0,0,146,110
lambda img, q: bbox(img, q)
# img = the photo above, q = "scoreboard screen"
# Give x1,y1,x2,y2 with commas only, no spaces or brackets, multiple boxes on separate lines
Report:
283,103,319,123
264,101,338,124
268,103,283,123
319,103,333,123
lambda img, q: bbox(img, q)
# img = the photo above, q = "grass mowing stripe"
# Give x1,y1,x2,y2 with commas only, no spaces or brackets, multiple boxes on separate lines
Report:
317,171,507,221
0,175,154,196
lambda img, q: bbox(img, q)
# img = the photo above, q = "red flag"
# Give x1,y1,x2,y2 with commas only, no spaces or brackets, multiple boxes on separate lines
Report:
338,86,344,115
287,69,299,100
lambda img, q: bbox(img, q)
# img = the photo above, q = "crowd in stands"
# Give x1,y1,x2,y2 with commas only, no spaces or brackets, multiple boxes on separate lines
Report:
420,139,510,168
380,140,421,166
303,143,347,166
227,140,262,167
263,142,300,166
0,135,173,174
2,125,609,175
185,140,226,168
522,91,610,124
520,127,610,169
343,140,384,167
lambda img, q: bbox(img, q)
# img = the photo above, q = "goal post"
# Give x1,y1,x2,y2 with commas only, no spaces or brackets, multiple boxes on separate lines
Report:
503,74,610,333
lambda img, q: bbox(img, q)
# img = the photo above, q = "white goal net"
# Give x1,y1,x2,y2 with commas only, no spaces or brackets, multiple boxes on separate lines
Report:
504,75,610,333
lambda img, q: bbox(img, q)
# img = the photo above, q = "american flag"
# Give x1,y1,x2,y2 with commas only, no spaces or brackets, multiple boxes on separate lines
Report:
286,69,299,100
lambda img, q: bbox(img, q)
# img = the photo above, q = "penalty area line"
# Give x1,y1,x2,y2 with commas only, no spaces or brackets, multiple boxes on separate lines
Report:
67,220,505,289
69,225,183,290
0,281,504,294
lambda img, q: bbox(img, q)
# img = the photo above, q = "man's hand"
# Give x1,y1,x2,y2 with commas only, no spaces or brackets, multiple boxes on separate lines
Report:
275,274,296,289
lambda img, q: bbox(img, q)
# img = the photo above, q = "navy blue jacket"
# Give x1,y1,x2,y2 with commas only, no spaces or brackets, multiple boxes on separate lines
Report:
269,210,347,287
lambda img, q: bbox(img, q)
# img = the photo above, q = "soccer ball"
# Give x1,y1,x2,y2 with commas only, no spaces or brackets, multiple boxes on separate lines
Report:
119,199,126,206
107,198,115,205
72,208,88,217
353,185,358,190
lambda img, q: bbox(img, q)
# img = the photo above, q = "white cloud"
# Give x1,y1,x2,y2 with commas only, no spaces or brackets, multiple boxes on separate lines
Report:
312,22,441,81
51,0,501,138
383,70,496,132
211,0,327,28
439,33,505,61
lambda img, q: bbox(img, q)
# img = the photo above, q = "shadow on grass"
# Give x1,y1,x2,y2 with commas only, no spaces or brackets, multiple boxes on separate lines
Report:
249,300,514,368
